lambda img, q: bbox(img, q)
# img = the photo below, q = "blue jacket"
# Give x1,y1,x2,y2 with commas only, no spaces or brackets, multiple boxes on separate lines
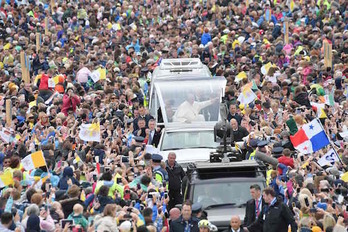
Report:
201,33,212,46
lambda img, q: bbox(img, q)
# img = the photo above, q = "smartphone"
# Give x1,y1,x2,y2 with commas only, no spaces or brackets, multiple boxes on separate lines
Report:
116,178,122,184
164,191,168,198
148,193,153,199
61,219,73,229
92,174,97,181
105,166,111,172
271,121,278,128
121,156,129,163
304,197,310,207
332,202,336,209
300,156,305,162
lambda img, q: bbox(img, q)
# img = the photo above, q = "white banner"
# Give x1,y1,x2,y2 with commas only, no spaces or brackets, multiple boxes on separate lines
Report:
317,148,339,167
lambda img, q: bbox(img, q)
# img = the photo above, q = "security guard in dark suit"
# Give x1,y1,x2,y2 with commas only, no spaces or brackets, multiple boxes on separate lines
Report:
245,187,297,232
243,184,264,227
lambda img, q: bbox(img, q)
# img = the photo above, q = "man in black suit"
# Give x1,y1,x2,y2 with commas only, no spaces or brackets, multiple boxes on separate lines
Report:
243,184,263,227
147,119,161,147
230,118,249,143
227,104,242,125
170,200,199,232
133,104,154,131
245,187,297,232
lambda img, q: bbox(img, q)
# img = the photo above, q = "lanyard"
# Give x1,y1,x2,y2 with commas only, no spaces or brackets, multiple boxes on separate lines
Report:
264,198,277,215
255,198,262,218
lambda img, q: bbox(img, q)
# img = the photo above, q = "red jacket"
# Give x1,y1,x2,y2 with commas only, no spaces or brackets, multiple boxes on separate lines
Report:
277,156,294,174
61,94,80,116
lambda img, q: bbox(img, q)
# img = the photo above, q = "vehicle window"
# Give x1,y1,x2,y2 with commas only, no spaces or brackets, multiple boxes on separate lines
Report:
161,131,219,150
154,78,226,124
193,181,264,209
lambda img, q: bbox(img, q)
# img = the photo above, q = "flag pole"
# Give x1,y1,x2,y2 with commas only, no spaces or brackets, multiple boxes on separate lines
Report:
317,117,344,165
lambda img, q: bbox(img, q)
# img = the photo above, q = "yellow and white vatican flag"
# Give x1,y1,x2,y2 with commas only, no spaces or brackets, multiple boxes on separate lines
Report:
0,170,14,187
79,122,101,142
22,151,47,171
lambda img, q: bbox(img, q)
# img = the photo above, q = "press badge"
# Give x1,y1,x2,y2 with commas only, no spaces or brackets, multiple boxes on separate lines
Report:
263,214,266,220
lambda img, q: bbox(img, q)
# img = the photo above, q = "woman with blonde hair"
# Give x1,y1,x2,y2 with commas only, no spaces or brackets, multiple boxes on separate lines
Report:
323,214,336,231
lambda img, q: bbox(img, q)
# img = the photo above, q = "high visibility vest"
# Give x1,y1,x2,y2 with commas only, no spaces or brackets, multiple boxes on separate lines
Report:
249,150,256,160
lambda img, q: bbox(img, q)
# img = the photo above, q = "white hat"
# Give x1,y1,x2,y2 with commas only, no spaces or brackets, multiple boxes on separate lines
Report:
119,221,132,232
223,28,230,34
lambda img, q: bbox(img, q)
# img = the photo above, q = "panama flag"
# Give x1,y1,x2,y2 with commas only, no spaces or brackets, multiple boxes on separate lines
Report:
290,119,330,154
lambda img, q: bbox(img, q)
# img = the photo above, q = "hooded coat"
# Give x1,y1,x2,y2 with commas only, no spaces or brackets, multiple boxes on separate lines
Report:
94,215,119,232
57,167,80,190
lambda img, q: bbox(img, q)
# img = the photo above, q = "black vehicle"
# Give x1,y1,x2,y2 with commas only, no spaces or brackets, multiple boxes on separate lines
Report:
183,160,266,231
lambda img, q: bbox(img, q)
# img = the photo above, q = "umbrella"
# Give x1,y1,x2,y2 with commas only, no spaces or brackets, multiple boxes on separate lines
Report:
76,67,91,83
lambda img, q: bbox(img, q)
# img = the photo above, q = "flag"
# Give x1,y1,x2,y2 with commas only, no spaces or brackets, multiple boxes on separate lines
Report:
97,67,106,80
96,163,100,174
235,71,247,82
21,151,46,171
73,154,81,164
323,94,334,106
311,102,327,119
251,80,258,90
317,148,340,167
79,122,101,142
0,170,14,187
261,62,276,75
290,0,295,11
286,117,298,135
80,190,86,201
32,176,48,190
237,87,257,105
290,119,330,154
341,172,348,182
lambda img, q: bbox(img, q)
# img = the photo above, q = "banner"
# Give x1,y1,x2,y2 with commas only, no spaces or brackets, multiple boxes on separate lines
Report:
317,148,340,167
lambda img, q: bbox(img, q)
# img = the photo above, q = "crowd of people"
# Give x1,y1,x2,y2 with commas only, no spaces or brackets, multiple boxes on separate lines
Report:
0,0,348,231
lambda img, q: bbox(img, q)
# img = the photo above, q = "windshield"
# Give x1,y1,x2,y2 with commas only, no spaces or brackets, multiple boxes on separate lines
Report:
154,77,226,125
193,181,264,209
161,130,219,150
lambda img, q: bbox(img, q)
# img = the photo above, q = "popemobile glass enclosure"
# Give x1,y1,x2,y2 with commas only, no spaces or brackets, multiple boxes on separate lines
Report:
149,76,227,127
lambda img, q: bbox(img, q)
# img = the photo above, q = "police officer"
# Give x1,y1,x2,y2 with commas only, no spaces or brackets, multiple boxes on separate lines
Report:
152,154,169,184
248,140,268,160
245,187,297,232
192,203,208,220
